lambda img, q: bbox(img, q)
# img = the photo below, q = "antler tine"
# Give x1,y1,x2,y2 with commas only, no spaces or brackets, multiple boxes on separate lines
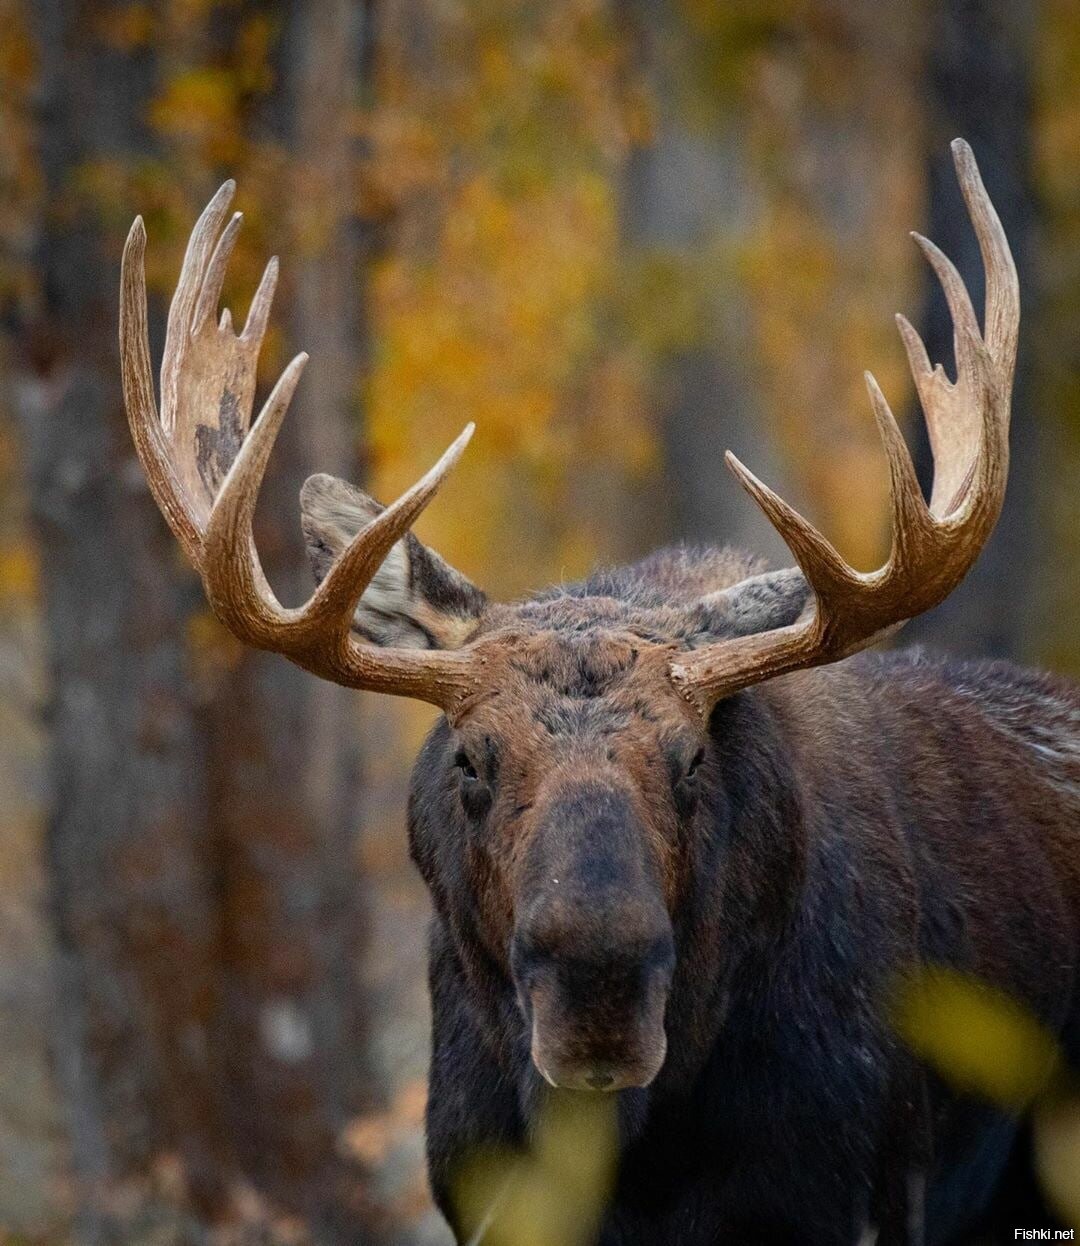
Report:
723,451,855,600
192,209,243,338
863,371,934,568
161,181,236,435
670,139,1018,715
201,353,310,645
241,257,279,349
120,216,204,566
203,365,474,653
953,137,1019,375
121,186,483,711
950,137,1016,528
898,139,1017,521
302,424,475,635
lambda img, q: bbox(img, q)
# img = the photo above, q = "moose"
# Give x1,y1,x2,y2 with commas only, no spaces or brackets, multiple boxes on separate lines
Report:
119,140,1079,1245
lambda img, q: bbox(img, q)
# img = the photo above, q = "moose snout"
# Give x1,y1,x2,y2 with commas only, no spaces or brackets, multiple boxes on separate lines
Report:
512,778,677,1092
513,919,675,1093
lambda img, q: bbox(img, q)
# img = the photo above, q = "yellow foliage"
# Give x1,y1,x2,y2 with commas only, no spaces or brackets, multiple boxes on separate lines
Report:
1033,0,1080,676
367,0,638,597
1034,1094,1080,1227
0,543,37,600
736,4,921,569
149,67,245,166
892,967,1080,1225
234,13,277,96
453,1091,618,1246
891,966,1063,1112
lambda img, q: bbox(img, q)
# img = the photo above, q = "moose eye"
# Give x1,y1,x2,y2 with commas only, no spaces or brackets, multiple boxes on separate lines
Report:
674,748,705,819
454,751,479,782
453,750,491,821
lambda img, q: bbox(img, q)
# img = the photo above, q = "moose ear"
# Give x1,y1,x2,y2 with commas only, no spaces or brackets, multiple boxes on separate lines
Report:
696,567,812,640
299,473,487,651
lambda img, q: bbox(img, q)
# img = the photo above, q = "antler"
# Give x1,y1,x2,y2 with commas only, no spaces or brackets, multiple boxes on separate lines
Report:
120,182,480,710
670,139,1019,714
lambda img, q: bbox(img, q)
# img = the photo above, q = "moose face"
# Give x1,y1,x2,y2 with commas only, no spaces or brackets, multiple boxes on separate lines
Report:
426,629,703,1092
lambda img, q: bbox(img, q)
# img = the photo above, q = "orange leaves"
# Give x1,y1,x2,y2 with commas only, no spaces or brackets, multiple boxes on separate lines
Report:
365,0,642,597
150,68,245,167
339,1079,428,1169
0,0,40,312
338,1081,435,1232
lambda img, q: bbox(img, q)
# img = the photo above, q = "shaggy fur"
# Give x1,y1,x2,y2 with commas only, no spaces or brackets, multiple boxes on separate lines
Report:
299,493,1080,1246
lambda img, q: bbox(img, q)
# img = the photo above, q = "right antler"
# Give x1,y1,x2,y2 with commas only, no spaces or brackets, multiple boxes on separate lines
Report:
670,139,1019,714
120,183,480,709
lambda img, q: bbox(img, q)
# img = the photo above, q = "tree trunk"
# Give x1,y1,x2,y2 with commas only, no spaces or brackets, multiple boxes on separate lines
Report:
14,0,229,1231
202,0,378,1233
617,0,790,564
13,1,381,1238
906,0,1038,660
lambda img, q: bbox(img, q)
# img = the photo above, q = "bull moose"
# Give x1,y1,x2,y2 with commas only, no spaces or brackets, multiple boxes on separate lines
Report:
119,140,1079,1244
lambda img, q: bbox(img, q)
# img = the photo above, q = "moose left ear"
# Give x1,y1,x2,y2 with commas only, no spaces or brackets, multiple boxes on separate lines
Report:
698,567,812,640
299,473,487,651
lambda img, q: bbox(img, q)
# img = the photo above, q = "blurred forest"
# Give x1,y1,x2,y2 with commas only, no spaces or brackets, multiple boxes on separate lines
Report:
0,0,1078,1242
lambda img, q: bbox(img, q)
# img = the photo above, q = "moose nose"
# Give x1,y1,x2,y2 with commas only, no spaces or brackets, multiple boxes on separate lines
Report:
520,933,674,1094
512,778,676,1093
532,1035,668,1093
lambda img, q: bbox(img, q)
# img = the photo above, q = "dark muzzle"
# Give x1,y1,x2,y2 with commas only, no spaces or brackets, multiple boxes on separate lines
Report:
511,780,676,1092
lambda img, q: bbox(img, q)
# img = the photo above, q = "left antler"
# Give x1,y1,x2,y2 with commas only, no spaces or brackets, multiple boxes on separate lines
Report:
670,139,1019,715
120,182,481,710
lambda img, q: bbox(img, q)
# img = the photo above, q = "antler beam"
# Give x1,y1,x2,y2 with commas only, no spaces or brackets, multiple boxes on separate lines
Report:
670,139,1019,714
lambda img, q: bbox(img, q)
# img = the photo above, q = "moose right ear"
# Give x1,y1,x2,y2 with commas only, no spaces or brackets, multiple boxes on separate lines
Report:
697,567,813,640
300,473,487,651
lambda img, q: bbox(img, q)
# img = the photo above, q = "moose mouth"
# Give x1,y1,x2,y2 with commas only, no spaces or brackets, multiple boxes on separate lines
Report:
529,1020,668,1093
524,969,672,1094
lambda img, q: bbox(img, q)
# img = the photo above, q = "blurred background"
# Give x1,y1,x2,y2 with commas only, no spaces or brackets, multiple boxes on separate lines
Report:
0,0,1077,1242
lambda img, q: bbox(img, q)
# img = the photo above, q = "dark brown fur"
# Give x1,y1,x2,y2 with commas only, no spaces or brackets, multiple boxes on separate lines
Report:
299,489,1080,1244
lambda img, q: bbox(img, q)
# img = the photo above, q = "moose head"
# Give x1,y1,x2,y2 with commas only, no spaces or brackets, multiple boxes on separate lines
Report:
119,139,1016,1095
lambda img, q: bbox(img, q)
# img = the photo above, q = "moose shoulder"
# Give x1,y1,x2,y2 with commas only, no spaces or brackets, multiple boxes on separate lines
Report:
120,140,1080,1245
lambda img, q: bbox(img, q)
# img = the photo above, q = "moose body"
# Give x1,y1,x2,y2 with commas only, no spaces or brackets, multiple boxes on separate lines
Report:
410,547,1080,1245
119,140,1080,1242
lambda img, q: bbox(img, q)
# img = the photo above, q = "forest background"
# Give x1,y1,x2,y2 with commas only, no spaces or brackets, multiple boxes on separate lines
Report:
0,0,1078,1242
